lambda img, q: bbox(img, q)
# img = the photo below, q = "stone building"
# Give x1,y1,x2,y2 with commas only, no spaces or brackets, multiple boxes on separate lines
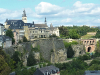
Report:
81,39,96,52
4,10,59,42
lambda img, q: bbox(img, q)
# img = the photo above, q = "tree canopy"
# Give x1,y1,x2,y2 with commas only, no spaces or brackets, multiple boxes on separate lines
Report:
6,29,15,44
27,51,36,66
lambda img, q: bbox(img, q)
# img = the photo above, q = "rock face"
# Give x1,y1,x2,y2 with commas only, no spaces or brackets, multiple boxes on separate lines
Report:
72,44,86,57
3,38,67,64
51,48,67,63
36,38,67,63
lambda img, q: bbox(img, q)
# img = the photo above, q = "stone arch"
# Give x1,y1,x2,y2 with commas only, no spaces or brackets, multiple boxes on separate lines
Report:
88,47,91,52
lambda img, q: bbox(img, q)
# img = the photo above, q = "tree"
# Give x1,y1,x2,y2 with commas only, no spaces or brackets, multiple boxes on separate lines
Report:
11,51,20,68
23,36,28,42
67,45,74,58
95,30,100,38
58,26,69,37
0,55,11,75
27,51,36,66
6,29,15,44
0,48,15,71
69,29,80,39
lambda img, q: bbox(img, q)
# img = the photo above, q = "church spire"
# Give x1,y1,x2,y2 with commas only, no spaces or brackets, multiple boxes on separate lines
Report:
22,9,27,23
22,9,26,17
45,17,47,25
45,17,47,22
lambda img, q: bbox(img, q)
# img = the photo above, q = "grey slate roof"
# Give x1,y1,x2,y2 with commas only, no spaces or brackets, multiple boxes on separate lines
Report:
34,24,48,27
84,70,100,75
34,65,59,75
0,35,12,43
6,20,33,29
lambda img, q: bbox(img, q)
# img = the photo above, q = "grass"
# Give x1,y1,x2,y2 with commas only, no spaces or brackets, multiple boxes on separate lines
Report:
81,32,96,39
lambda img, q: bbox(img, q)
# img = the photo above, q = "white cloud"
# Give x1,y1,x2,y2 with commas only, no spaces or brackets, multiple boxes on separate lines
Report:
35,2,64,14
0,1,100,26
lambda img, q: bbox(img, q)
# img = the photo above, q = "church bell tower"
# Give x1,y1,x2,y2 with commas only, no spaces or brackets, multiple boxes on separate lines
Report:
22,9,27,23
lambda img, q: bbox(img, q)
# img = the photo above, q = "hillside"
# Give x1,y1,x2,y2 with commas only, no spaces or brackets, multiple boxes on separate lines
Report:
81,32,96,39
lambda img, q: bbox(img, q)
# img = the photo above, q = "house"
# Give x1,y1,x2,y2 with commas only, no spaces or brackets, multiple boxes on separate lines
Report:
0,35,12,48
34,65,60,75
84,70,100,75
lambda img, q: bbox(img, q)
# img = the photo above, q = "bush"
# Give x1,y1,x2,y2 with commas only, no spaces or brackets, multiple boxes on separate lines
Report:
49,34,57,38
78,54,91,61
89,59,100,66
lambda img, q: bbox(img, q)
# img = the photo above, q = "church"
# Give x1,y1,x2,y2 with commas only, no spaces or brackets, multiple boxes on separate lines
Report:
4,10,59,43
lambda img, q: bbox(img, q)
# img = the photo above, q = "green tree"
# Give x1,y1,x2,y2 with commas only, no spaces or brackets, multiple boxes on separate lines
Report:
23,36,28,42
0,55,11,75
69,29,80,39
15,62,22,75
0,48,15,71
58,26,69,37
95,30,100,38
11,51,20,68
88,64,100,70
6,29,15,44
27,51,36,66
67,45,74,58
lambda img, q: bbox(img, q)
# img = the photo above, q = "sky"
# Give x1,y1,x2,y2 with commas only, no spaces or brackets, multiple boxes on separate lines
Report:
0,0,100,27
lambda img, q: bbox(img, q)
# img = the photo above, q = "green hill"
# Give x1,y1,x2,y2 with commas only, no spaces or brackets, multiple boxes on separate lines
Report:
81,32,96,39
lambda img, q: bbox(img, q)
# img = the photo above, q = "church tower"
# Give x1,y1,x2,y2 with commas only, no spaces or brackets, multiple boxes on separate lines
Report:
22,9,27,23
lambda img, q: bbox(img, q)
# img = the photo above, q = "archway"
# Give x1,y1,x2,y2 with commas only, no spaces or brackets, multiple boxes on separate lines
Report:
88,47,91,52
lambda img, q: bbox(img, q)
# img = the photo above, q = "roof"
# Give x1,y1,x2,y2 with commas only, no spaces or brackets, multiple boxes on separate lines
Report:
0,23,4,26
34,65,59,75
0,35,12,42
6,20,33,29
34,24,48,27
84,70,100,75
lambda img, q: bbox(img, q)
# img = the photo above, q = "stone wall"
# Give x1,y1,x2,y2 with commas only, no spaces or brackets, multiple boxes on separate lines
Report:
35,38,67,63
72,44,86,57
